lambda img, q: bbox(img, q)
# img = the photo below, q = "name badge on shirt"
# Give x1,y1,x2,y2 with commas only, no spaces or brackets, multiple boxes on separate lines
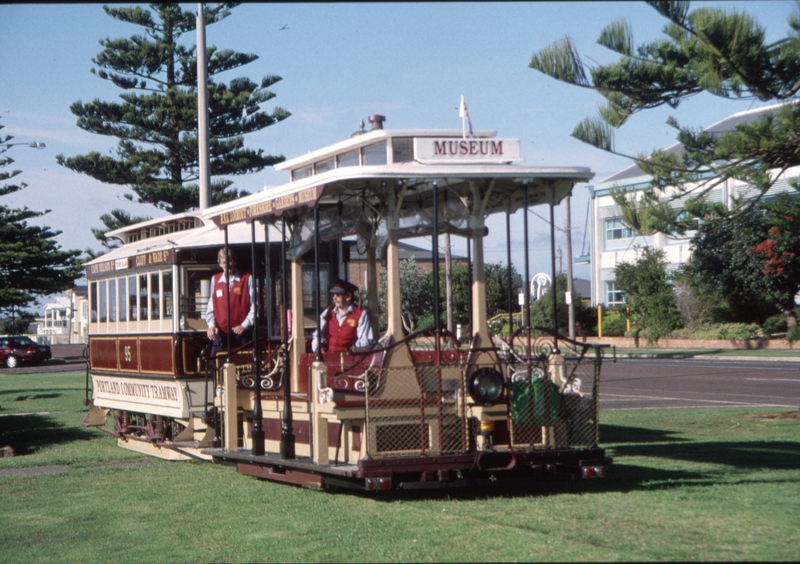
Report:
216,289,224,297
347,319,356,327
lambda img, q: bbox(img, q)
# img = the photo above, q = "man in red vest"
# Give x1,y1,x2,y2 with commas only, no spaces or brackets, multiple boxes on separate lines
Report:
205,248,255,354
312,279,373,353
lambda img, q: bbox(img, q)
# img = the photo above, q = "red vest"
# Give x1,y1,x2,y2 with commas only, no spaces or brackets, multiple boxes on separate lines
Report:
211,271,251,332
324,306,364,352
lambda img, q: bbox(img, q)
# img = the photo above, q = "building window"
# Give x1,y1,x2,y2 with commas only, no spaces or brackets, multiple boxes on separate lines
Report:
605,218,634,241
605,281,625,306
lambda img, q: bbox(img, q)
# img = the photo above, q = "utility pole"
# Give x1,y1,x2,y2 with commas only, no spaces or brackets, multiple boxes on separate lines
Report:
565,194,576,340
197,3,211,211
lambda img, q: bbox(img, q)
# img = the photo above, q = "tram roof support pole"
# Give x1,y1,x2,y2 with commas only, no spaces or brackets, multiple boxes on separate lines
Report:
264,222,272,339
549,192,559,352
280,217,295,459
224,226,232,362
506,207,513,336
314,205,323,362
251,221,264,455
523,183,531,361
432,182,441,358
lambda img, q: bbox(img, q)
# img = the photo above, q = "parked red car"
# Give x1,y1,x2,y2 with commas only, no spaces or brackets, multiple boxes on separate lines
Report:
0,336,52,368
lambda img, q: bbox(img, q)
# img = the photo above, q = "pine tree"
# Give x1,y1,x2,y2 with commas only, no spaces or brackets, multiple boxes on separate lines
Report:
0,122,83,325
57,3,290,236
529,1,800,228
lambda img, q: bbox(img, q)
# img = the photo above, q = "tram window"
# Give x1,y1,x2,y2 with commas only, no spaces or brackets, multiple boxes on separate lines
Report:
338,149,359,168
186,269,211,319
151,272,160,321
292,165,313,181
109,279,117,323
315,157,334,174
363,141,387,166
90,282,98,322
139,274,148,321
163,271,173,320
128,275,138,320
392,138,413,163
118,277,127,322
99,280,107,323
302,267,330,311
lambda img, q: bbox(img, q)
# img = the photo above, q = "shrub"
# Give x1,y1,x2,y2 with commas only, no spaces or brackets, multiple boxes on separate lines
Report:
600,309,628,336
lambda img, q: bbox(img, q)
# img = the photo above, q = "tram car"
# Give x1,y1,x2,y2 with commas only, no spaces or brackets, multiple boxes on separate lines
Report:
83,116,612,490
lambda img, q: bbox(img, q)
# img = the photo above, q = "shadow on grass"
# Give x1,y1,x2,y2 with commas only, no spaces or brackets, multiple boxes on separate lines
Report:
0,412,95,456
600,423,689,444
609,440,800,470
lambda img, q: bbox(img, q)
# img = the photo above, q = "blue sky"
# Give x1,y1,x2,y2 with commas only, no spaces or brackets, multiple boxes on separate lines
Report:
1,1,796,289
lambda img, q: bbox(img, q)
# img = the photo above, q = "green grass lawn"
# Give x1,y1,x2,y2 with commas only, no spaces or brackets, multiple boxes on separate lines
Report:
2,372,799,562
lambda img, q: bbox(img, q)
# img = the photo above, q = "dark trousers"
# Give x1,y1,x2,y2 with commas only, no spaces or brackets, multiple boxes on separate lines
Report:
210,328,252,357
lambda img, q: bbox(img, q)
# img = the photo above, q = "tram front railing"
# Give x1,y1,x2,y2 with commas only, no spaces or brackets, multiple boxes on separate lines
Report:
363,329,605,459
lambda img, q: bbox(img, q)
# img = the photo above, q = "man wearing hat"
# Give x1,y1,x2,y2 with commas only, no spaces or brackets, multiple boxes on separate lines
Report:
312,279,373,353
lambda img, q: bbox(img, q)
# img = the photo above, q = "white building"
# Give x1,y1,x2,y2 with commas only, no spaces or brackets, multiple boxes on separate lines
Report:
585,102,800,307
36,287,88,344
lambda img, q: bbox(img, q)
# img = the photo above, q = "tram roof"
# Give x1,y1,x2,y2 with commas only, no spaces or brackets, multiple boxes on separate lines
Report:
85,126,594,271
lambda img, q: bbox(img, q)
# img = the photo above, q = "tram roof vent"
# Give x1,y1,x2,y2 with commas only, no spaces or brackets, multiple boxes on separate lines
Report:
369,114,386,130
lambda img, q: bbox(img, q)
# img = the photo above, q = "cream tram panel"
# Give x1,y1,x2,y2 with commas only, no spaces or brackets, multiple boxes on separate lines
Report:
91,374,212,419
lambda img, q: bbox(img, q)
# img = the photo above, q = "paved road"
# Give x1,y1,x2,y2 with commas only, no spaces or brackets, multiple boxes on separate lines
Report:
600,357,800,411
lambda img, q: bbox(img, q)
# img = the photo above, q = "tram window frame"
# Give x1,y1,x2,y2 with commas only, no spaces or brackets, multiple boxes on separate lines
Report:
315,157,335,175
362,141,387,166
337,149,359,168
392,137,413,163
118,277,127,322
109,278,117,323
292,164,313,182
301,266,330,313
163,270,173,320
139,273,149,321
128,275,138,321
183,267,215,331
90,281,98,323
151,272,161,321
99,280,107,323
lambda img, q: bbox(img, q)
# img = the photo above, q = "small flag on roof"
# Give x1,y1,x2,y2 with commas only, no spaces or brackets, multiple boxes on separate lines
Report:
459,95,473,138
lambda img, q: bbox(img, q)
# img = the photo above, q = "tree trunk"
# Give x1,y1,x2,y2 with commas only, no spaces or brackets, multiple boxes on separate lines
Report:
783,308,797,332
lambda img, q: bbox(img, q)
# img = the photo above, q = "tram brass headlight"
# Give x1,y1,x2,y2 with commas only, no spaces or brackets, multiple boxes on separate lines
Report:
468,368,505,406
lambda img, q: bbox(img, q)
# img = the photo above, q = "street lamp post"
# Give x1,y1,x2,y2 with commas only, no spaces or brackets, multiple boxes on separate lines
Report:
1,141,46,149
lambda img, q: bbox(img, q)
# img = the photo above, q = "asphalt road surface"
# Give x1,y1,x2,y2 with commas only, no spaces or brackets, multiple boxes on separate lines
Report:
600,357,800,411
3,346,799,413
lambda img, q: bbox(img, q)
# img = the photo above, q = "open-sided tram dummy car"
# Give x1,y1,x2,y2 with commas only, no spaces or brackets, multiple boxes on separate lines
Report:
83,119,612,488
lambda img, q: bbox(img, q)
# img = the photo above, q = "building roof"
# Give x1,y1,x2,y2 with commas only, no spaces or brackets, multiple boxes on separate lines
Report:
348,241,467,262
598,101,794,185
